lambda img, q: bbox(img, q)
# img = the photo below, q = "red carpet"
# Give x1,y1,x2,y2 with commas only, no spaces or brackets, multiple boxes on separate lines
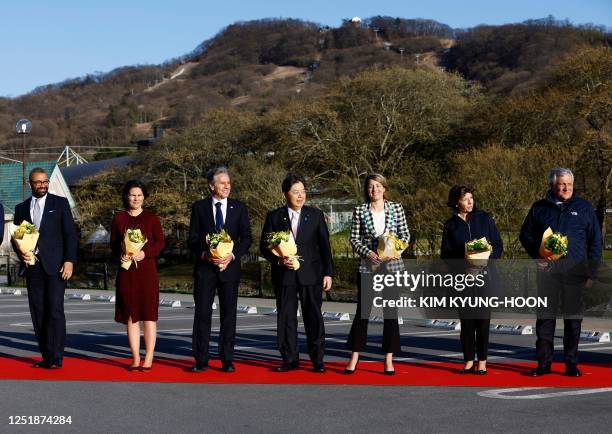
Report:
0,357,610,387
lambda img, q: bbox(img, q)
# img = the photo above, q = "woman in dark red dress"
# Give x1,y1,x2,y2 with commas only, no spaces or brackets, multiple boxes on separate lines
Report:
110,180,165,371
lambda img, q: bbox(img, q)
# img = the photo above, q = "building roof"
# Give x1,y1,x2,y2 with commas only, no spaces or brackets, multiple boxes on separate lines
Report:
60,156,135,187
0,160,58,213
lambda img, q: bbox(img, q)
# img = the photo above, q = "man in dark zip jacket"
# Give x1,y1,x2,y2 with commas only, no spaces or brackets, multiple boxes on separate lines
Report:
520,167,602,377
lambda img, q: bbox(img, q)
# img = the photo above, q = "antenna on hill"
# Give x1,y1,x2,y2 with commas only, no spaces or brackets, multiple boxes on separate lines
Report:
57,146,88,167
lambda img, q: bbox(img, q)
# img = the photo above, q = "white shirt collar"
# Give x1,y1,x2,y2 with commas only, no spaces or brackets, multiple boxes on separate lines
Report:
30,193,48,208
287,206,301,218
212,197,227,206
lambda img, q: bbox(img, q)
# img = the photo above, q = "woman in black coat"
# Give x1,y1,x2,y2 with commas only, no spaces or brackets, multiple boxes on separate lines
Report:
441,185,503,375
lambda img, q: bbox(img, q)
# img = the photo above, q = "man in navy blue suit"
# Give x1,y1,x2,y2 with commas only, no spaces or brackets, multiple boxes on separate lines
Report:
259,173,334,372
12,168,78,369
188,166,252,373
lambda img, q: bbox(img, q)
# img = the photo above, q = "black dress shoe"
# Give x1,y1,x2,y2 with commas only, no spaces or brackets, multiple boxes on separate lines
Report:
313,364,326,373
383,370,396,376
190,363,209,372
475,369,487,375
222,363,236,373
275,362,299,372
529,366,551,376
458,367,474,374
565,365,582,377
32,360,51,369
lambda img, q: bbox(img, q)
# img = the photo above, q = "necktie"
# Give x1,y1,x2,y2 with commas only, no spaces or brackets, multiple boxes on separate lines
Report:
32,199,42,230
215,202,224,232
291,212,299,240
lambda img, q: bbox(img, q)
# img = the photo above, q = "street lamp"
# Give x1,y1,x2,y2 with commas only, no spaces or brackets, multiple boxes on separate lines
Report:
15,119,32,200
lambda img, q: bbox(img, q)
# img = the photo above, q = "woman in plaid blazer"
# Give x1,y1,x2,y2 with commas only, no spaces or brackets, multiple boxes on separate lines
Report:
344,173,410,375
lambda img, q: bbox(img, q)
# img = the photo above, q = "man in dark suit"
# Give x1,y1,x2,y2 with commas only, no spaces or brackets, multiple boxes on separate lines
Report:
188,166,252,373
12,168,77,369
260,173,334,372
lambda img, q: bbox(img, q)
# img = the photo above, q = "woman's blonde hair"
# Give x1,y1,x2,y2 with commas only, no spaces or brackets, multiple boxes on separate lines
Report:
363,173,389,203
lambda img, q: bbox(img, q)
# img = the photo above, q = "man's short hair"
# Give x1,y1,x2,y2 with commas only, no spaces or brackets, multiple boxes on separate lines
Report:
206,166,230,185
28,167,48,181
282,173,307,193
548,167,574,187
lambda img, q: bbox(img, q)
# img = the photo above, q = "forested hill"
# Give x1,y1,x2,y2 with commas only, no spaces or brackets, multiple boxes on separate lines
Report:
0,16,608,160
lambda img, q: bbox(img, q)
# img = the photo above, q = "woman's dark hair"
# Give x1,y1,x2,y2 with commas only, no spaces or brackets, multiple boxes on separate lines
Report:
363,173,389,203
282,173,307,193
447,184,475,208
122,180,149,209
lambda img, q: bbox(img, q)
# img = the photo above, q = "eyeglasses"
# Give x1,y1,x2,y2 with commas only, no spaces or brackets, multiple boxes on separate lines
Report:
31,180,49,186
289,189,306,195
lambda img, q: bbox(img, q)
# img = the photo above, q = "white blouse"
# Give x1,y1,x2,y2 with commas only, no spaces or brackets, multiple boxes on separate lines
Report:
371,209,386,237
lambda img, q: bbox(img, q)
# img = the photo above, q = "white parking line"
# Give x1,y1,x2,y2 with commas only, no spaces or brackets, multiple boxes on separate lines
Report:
9,313,270,327
478,387,612,400
0,308,117,317
157,321,351,335
580,346,612,352
395,340,612,362
401,330,460,337
0,302,119,309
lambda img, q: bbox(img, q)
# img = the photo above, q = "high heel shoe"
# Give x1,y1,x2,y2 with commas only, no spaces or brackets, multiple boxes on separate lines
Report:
383,361,395,375
344,360,359,375
128,364,140,372
140,365,152,372
458,362,475,374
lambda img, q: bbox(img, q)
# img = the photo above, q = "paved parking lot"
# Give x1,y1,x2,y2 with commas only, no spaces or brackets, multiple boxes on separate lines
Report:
0,291,610,433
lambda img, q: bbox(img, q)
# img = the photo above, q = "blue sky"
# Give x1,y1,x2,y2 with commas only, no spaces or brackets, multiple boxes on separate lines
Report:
1,0,610,97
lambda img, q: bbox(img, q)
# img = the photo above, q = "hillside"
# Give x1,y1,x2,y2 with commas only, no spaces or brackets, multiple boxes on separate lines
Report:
0,16,608,162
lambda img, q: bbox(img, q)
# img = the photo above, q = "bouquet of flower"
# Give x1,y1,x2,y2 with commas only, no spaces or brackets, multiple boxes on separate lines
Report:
539,227,568,260
377,231,408,260
206,229,234,271
121,228,147,270
465,237,492,267
266,230,300,270
11,221,39,265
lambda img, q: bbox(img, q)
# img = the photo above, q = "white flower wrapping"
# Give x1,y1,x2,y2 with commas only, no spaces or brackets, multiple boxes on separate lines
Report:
10,221,39,266
121,229,147,270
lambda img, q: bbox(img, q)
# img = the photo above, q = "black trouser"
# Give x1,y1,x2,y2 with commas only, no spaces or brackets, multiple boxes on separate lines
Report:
26,263,66,363
192,273,238,365
347,274,401,353
536,318,582,367
275,284,325,366
535,271,584,367
460,319,490,362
